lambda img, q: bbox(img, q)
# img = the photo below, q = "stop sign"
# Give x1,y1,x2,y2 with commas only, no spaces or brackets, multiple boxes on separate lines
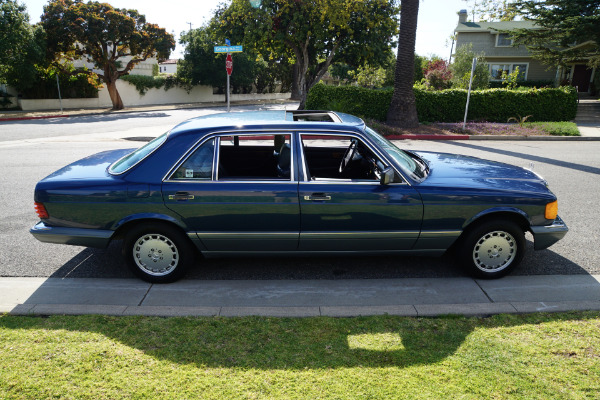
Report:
225,54,233,76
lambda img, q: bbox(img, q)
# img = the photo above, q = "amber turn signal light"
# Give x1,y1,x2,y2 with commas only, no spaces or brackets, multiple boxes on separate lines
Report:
545,200,558,220
34,202,49,219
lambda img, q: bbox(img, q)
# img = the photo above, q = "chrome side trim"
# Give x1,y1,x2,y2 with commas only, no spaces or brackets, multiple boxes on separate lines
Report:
419,230,462,238
300,180,407,186
163,179,298,185
201,249,447,257
195,232,299,240
300,231,420,239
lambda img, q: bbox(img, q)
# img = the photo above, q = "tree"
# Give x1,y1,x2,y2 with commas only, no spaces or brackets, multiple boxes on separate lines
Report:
450,43,490,89
212,0,399,109
387,0,419,128
179,26,290,96
41,0,175,110
461,0,518,21
508,0,600,69
0,0,45,88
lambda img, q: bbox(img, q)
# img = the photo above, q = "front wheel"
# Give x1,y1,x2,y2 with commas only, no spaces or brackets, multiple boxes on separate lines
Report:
123,223,195,283
457,220,526,279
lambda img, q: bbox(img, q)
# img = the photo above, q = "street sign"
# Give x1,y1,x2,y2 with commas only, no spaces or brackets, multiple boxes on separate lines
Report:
226,54,233,76
214,45,243,53
225,38,231,46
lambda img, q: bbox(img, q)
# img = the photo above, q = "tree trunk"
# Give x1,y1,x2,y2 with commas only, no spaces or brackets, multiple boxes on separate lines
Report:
387,0,420,128
291,63,301,100
106,80,124,110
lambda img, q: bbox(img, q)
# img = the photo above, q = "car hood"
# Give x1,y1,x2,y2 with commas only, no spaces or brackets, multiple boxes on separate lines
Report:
414,151,549,193
40,149,134,181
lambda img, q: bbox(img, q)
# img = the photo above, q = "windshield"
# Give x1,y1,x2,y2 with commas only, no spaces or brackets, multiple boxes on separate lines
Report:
109,133,168,174
364,127,428,181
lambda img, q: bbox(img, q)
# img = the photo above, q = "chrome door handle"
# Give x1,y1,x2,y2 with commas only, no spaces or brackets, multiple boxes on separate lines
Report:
304,193,332,201
168,192,195,201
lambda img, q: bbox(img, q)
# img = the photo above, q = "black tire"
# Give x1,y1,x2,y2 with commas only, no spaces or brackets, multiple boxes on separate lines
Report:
457,220,526,279
122,222,195,283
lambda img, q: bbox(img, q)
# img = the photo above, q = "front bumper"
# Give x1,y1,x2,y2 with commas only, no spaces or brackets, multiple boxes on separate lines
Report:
530,215,569,250
30,221,113,248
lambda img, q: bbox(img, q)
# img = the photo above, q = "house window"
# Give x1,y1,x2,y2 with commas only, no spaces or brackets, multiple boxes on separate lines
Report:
489,63,528,80
496,33,513,47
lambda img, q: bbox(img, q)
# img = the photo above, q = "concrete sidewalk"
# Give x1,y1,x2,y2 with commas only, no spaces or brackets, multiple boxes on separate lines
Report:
2,275,600,318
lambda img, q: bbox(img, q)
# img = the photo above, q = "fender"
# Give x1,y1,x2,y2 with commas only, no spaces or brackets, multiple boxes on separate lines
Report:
112,212,188,232
462,206,531,230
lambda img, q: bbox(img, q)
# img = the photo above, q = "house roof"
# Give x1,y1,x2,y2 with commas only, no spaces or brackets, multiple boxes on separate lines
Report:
455,20,539,33
159,59,179,65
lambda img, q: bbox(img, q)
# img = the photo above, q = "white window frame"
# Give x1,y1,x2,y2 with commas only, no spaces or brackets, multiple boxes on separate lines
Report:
495,33,513,47
488,62,529,81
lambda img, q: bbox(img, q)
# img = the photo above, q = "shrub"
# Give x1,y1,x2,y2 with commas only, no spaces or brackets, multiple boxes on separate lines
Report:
306,83,578,122
17,65,100,99
121,74,191,95
423,59,452,90
488,80,554,89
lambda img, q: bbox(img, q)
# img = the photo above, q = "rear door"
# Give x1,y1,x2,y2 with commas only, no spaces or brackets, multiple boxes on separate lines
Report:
163,133,300,252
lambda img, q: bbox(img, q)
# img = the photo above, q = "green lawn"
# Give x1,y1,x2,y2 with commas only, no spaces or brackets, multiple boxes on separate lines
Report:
1,312,599,399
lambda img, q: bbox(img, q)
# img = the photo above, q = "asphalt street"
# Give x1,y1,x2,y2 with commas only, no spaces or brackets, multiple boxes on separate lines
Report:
1,107,599,283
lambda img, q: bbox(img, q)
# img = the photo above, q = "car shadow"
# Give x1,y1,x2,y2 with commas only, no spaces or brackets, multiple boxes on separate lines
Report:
47,237,588,281
1,304,598,371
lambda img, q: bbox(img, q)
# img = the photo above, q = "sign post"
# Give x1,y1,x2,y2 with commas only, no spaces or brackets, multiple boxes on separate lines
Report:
463,57,477,130
226,54,233,112
214,42,243,113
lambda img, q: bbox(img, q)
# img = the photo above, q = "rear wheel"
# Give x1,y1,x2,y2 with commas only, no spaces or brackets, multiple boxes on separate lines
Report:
123,223,195,283
458,220,525,279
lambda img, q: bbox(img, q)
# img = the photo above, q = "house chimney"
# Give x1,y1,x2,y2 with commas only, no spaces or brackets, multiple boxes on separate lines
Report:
458,9,468,24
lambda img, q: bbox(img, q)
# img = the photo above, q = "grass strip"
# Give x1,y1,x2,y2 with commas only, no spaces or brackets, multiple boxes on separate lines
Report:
1,312,599,399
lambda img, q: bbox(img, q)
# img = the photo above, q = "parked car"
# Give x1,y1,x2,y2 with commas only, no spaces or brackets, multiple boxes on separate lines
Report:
31,110,568,282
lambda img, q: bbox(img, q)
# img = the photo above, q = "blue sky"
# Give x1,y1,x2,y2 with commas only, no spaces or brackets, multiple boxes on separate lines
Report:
20,0,468,60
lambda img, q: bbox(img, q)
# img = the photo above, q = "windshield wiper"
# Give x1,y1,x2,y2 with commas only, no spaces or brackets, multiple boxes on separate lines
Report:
406,151,429,177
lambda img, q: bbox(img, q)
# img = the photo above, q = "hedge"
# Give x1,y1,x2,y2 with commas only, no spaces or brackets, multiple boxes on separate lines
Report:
306,84,578,122
488,80,554,89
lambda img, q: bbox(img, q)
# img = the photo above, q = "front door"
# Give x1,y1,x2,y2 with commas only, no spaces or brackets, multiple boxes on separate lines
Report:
297,133,423,251
572,64,593,92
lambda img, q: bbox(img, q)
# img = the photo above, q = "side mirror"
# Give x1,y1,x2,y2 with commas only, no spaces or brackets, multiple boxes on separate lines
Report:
380,167,394,185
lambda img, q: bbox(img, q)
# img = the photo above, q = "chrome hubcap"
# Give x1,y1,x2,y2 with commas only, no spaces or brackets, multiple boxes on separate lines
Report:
133,233,179,276
472,230,516,272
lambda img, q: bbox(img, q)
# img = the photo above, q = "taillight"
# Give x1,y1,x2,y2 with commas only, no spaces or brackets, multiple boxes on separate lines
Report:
34,202,49,219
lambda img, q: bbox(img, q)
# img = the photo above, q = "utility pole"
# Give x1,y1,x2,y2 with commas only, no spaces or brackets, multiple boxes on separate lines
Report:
186,22,193,31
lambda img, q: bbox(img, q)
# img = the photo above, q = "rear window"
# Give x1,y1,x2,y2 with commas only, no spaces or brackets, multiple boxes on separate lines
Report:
109,133,167,174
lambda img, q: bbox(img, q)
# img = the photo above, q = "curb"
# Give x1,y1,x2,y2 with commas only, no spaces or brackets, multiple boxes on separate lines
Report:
387,134,600,141
3,300,600,318
0,114,70,122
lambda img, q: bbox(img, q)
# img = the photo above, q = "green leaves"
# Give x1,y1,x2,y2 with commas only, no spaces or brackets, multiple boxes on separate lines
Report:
508,0,600,68
40,0,175,109
307,83,578,122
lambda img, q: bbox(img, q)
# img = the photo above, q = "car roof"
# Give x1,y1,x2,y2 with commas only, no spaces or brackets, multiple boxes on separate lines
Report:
169,110,365,137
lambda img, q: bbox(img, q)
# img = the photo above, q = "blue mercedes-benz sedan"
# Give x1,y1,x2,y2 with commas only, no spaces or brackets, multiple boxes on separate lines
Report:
31,110,568,282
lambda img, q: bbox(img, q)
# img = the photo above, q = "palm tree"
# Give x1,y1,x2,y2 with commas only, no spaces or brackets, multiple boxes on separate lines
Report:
387,0,420,128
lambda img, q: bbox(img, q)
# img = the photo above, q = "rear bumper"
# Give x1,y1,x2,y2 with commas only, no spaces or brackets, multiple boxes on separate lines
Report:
531,215,569,250
30,222,113,248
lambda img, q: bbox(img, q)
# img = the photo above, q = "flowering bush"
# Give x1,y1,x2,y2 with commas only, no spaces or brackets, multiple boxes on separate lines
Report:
423,59,452,90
